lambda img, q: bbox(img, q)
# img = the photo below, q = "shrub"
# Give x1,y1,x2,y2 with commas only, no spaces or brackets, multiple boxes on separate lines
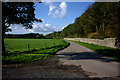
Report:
87,32,99,39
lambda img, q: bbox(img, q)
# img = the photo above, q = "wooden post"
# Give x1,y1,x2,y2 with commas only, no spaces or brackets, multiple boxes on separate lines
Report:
54,42,55,46
28,44,30,50
62,41,64,47
5,44,8,53
44,43,47,48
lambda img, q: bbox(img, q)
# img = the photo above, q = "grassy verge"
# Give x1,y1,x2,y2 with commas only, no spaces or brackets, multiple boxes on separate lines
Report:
3,40,70,64
2,54,51,64
69,40,120,61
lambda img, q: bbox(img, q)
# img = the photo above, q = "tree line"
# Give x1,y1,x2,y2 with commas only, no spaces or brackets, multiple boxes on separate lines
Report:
45,2,120,39
5,33,45,39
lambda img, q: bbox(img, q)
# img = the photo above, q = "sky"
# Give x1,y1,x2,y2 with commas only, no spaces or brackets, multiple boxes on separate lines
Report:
6,2,94,35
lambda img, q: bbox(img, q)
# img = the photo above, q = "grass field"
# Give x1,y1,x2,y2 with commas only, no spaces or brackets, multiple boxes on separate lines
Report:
69,40,120,60
4,39,66,52
3,39,69,64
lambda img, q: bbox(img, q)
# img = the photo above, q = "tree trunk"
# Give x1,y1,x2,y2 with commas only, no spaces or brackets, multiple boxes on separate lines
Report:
2,34,5,55
2,18,5,55
96,26,98,32
102,11,106,37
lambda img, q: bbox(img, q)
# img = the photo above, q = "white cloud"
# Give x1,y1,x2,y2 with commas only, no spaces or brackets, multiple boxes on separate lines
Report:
9,24,24,30
7,23,59,34
45,24,51,26
29,29,34,32
62,26,65,30
47,2,67,18
59,2,67,17
30,23,58,32
49,5,56,11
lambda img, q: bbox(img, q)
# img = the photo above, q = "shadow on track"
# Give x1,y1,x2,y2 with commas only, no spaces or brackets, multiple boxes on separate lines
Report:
56,52,118,63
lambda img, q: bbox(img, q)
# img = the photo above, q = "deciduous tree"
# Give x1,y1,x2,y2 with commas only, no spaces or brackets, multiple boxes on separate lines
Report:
2,2,42,54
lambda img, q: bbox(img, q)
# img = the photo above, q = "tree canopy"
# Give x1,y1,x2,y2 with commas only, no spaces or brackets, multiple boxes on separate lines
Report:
2,2,42,34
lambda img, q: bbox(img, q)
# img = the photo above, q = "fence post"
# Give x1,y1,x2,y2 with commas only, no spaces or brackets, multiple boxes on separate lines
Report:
44,43,47,48
63,41,64,47
54,42,55,46
28,44,30,50
5,44,8,53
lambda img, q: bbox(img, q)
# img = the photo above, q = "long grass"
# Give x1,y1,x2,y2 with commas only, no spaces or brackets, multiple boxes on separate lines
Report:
69,40,120,60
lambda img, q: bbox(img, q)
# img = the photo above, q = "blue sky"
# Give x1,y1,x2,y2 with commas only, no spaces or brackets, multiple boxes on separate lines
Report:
6,2,94,35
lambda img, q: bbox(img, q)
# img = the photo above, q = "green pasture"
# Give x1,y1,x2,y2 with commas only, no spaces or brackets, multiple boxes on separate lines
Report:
3,39,69,64
4,39,65,52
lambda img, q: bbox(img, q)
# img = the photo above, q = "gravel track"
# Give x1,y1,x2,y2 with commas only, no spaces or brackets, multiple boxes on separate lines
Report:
2,54,88,78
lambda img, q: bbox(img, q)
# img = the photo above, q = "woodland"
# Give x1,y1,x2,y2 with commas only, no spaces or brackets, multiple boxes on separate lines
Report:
45,2,120,39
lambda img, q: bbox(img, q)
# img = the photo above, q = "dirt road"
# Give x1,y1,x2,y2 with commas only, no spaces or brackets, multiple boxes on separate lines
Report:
57,41,119,78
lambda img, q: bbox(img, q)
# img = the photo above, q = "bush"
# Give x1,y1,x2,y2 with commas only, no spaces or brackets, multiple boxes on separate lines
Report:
87,32,99,39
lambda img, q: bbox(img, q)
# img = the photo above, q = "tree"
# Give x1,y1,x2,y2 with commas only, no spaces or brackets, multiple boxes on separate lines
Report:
2,2,42,54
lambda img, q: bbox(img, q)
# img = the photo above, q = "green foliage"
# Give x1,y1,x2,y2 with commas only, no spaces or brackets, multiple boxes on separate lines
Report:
69,40,120,60
4,33,45,39
3,39,69,64
87,32,99,39
45,31,63,39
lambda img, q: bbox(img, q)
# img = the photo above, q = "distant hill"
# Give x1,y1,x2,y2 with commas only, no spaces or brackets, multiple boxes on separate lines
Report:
45,2,120,39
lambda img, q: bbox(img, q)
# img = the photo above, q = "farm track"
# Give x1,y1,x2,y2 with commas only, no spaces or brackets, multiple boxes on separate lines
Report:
2,55,88,78
2,41,119,79
57,41,119,78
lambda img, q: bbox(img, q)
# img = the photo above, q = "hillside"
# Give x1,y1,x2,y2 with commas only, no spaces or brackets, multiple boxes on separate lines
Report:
45,2,120,39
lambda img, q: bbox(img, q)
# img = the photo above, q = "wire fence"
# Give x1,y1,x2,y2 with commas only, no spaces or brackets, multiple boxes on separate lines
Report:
4,41,66,53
